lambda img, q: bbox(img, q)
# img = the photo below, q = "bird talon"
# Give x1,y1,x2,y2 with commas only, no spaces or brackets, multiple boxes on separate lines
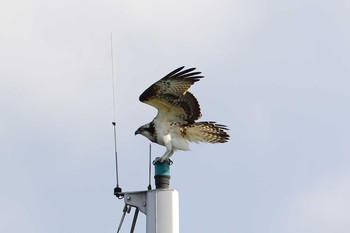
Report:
153,157,161,165
153,157,173,165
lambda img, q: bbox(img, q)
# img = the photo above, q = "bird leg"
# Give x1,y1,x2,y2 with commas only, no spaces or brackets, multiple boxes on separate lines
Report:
155,134,174,162
161,150,174,162
154,149,174,163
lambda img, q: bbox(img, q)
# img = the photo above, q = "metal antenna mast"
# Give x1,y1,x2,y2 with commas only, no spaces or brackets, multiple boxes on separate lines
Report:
110,32,122,197
147,144,152,190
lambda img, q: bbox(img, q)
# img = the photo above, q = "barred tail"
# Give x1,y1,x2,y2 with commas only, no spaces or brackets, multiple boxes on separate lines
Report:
181,121,230,143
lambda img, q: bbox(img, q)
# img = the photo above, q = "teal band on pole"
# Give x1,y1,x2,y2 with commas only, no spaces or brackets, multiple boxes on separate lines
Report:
155,162,170,176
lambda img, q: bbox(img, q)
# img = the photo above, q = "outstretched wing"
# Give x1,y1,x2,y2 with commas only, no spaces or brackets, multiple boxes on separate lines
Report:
180,121,230,143
139,66,204,122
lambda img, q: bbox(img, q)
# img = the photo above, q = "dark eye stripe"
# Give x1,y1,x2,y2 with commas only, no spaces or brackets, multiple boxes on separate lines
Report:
148,122,155,135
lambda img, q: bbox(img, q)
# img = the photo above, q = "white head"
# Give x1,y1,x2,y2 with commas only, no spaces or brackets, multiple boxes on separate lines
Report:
135,122,156,142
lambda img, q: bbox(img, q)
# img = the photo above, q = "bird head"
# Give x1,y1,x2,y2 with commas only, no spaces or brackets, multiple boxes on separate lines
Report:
135,122,156,142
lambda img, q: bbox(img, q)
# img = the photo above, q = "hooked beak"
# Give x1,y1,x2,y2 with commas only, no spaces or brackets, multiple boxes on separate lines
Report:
135,128,141,135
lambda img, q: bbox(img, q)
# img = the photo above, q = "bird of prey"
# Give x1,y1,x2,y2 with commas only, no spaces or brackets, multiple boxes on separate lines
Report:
135,66,229,162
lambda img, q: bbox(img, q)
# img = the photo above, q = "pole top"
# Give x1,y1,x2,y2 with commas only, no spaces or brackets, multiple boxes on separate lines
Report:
153,159,172,189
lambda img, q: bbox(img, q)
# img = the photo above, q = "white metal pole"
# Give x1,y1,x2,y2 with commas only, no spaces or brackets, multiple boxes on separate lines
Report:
146,189,179,233
123,189,179,233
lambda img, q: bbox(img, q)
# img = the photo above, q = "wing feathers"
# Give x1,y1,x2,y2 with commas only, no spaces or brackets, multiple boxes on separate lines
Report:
162,66,186,79
139,66,203,121
180,121,230,143
169,67,196,78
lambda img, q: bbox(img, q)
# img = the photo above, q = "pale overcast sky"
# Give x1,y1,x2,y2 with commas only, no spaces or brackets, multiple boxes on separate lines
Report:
1,0,350,232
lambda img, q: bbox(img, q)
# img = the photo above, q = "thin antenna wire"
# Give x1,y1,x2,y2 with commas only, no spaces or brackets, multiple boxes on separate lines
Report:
147,144,152,190
110,32,122,197
110,32,116,122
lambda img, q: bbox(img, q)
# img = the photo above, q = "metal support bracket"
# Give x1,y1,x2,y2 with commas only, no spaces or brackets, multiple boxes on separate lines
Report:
123,191,147,214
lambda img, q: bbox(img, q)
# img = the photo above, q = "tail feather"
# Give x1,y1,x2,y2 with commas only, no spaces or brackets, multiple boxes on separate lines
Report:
181,121,230,143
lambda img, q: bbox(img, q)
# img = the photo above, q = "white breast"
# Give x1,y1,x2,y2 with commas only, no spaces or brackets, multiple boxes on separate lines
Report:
154,118,190,151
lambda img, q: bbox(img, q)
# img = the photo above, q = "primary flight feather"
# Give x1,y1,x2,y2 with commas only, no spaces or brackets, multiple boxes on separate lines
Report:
135,66,229,162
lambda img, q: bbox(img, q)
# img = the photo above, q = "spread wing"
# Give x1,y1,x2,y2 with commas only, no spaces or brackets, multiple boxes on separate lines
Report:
139,66,204,122
180,121,230,143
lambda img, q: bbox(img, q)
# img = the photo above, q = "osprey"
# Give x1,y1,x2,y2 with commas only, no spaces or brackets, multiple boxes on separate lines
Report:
135,66,229,162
